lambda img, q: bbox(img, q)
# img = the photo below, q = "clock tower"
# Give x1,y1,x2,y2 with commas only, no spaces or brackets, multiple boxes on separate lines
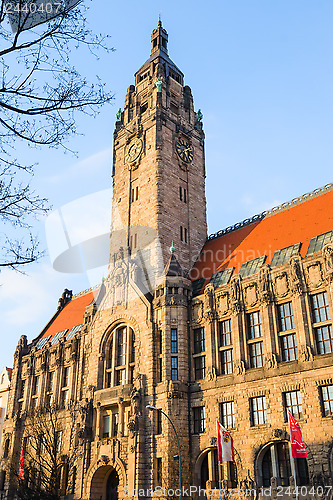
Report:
111,21,207,278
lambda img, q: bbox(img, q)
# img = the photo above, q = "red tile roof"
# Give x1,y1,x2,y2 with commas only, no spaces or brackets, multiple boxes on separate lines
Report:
190,186,333,288
40,291,96,341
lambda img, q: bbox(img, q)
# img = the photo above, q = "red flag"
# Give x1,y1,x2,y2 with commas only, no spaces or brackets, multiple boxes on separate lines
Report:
288,412,307,458
18,448,24,481
217,420,234,462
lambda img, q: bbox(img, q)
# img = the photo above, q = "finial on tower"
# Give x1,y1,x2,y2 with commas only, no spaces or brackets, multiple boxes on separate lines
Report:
170,241,175,254
158,13,162,26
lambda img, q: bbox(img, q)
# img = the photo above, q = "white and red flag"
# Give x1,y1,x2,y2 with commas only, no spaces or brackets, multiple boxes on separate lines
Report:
288,411,307,458
217,420,234,462
18,448,24,481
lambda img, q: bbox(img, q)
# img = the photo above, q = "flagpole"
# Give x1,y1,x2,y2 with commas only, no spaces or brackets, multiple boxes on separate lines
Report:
217,460,223,500
288,412,298,500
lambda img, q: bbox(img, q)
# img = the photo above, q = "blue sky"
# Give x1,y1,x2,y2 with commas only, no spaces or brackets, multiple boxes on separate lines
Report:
0,0,332,369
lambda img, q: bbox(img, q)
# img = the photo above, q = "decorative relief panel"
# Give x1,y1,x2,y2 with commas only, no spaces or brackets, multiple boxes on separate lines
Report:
245,283,258,307
306,262,323,288
274,272,289,297
191,299,203,324
216,292,229,316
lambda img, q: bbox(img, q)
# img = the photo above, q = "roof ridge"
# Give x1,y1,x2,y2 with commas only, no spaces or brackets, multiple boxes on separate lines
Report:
73,284,100,299
207,182,333,242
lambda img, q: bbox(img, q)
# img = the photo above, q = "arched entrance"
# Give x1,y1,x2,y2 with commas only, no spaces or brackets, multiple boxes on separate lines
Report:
89,465,119,500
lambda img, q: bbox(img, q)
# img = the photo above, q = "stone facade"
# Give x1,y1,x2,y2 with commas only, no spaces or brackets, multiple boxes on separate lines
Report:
1,22,333,500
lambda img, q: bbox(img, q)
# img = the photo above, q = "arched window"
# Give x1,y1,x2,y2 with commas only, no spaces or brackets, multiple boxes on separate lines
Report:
105,325,135,387
259,442,309,487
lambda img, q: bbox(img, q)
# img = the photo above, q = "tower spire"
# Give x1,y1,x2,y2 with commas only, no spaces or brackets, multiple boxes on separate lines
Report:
151,19,168,56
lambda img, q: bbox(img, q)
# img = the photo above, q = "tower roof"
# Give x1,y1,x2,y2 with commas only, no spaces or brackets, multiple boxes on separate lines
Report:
164,252,184,277
135,22,184,84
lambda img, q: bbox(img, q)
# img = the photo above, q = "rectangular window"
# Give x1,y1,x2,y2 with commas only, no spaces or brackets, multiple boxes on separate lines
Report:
194,355,206,380
315,325,333,354
135,186,138,201
112,413,119,437
180,226,183,242
248,311,262,339
220,319,232,346
32,375,40,396
116,369,126,386
278,302,295,331
171,357,178,381
103,415,110,438
156,410,162,435
311,292,331,323
156,458,162,485
270,243,301,268
171,329,178,353
284,390,303,420
184,188,187,203
321,385,333,416
184,227,188,243
63,366,70,387
61,389,69,408
179,186,183,201
249,341,264,368
250,396,267,425
220,401,235,429
194,327,205,353
280,333,298,361
117,327,127,366
56,430,62,452
158,358,162,383
193,406,206,434
221,349,234,375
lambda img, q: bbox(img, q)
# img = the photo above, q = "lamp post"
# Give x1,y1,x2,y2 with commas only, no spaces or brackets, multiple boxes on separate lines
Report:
146,405,182,500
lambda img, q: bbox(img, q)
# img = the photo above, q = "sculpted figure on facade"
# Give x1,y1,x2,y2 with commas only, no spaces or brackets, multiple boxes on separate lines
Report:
259,265,271,302
230,275,242,313
289,256,303,294
204,283,215,320
323,245,333,278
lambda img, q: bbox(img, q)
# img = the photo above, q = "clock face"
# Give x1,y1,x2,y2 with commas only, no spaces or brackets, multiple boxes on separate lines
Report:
125,138,143,163
175,138,194,163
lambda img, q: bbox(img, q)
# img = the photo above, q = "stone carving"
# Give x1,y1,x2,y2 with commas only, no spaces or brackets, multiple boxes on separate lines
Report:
272,429,288,441
230,275,242,313
206,367,217,381
274,273,289,297
259,265,271,302
167,380,183,399
245,284,258,307
323,245,333,278
127,418,136,439
204,284,215,320
306,262,323,288
216,292,229,316
289,256,303,295
210,436,217,446
156,78,163,93
191,300,203,323
299,345,313,362
234,360,245,375
265,354,277,370
98,455,110,465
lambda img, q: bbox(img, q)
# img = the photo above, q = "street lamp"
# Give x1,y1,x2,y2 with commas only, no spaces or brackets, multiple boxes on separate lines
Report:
146,405,182,500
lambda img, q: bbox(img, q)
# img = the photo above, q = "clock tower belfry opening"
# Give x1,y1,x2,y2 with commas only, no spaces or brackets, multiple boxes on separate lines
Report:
110,23,207,281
